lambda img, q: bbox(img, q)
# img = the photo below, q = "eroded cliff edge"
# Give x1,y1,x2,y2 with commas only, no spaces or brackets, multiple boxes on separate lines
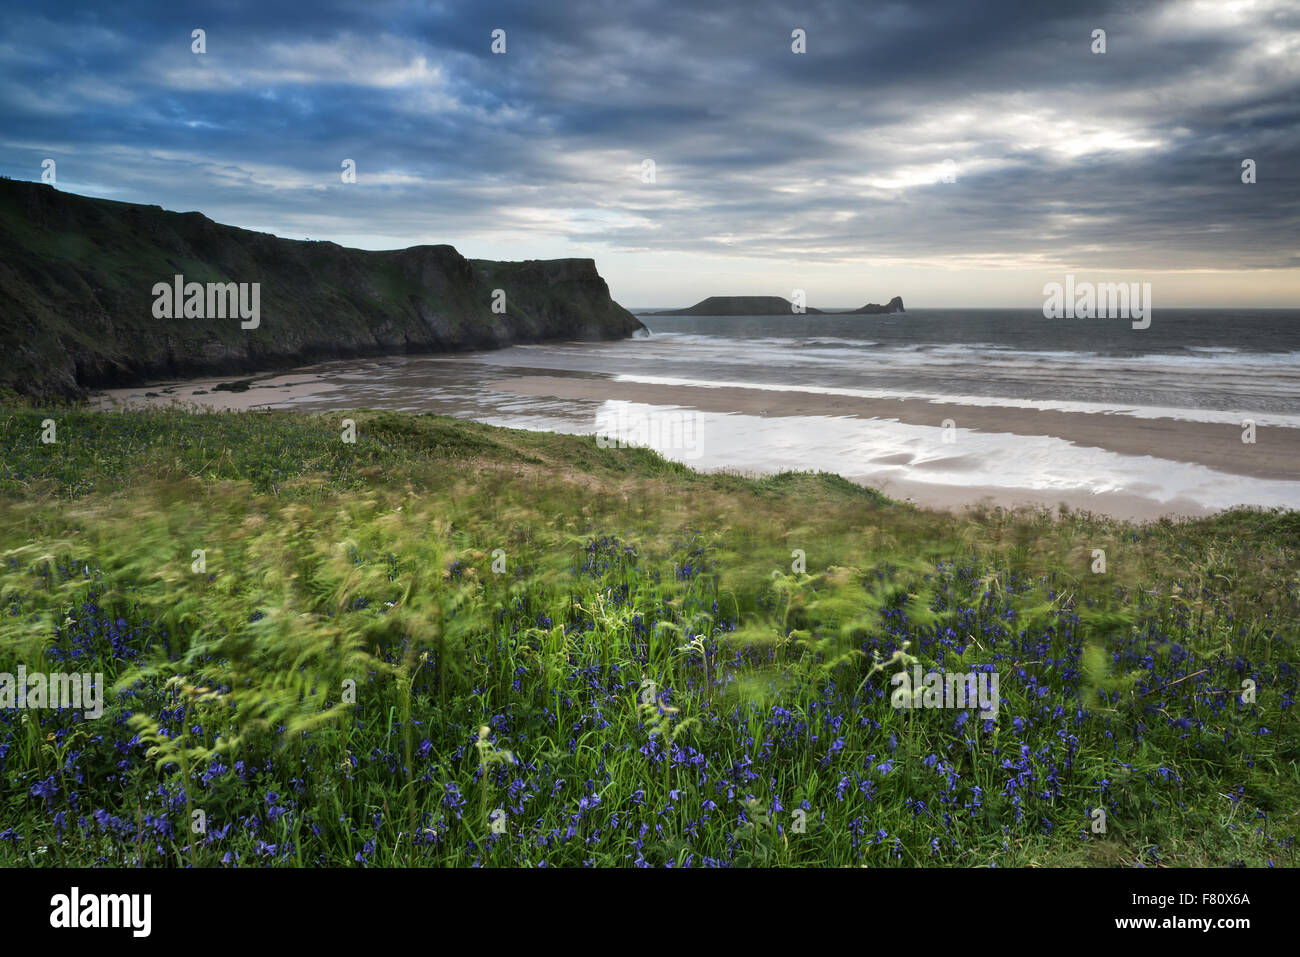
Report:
0,180,645,398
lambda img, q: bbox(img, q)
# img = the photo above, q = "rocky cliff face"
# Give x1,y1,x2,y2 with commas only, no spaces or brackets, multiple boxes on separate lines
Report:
0,180,645,397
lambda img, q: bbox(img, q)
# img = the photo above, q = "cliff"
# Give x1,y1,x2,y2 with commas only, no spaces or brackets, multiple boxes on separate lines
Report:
0,179,645,398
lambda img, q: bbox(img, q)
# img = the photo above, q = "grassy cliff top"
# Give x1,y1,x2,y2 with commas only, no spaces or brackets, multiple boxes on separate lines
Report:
0,179,642,398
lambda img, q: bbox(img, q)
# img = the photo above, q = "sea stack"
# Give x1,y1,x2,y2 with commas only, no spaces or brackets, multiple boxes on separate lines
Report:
852,296,905,314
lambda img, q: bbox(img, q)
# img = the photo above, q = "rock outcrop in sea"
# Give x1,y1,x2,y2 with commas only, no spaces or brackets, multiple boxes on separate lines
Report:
646,294,905,316
651,296,825,316
852,296,905,314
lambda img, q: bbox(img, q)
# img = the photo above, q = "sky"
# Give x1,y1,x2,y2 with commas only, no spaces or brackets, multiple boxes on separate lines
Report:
1,0,1297,308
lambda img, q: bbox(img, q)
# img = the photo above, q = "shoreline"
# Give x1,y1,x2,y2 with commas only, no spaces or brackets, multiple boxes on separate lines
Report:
494,375,1300,483
87,362,1300,522
707,465,1220,521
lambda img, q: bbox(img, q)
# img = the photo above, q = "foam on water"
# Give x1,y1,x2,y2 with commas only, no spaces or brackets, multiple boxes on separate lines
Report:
607,374,1300,428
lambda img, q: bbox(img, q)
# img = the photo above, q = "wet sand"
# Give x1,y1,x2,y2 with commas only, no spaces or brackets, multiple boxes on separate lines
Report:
494,375,1300,483
93,371,346,412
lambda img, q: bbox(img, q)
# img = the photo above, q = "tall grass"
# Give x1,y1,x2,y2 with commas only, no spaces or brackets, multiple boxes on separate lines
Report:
0,407,1295,867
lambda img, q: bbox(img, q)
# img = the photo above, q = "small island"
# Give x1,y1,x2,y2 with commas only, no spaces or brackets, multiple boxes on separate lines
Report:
644,295,904,316
650,296,825,316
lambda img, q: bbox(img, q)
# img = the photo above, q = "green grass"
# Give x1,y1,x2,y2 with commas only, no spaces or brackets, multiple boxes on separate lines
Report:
0,407,1296,867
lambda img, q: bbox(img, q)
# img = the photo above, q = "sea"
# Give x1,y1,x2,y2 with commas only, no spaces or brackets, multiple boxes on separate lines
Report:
619,309,1300,420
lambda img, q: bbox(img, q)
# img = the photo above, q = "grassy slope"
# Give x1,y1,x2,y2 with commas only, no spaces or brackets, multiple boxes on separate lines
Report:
0,407,1296,867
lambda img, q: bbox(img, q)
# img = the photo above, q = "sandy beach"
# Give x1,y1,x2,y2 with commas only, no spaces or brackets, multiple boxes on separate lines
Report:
91,357,1300,522
486,374,1299,521
493,375,1299,482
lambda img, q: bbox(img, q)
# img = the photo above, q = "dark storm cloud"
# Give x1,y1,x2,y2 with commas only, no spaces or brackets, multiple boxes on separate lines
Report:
0,0,1296,272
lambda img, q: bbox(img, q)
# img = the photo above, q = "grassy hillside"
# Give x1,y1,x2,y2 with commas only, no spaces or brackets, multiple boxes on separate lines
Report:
0,179,644,398
0,407,1296,866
